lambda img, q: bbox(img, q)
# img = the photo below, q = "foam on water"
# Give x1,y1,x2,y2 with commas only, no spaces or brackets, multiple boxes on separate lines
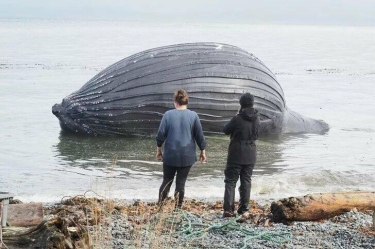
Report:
18,169,373,205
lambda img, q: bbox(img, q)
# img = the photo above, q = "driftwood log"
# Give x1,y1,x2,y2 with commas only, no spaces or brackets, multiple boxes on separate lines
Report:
271,191,375,222
2,217,91,249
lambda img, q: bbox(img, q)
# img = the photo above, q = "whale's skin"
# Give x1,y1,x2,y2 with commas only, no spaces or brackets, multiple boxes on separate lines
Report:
52,42,329,136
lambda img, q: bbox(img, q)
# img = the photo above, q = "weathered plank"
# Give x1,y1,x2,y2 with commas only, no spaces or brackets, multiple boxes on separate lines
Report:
7,203,43,227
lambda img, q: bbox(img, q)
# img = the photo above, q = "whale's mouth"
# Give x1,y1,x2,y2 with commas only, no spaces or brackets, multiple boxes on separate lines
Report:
52,103,95,135
52,104,63,117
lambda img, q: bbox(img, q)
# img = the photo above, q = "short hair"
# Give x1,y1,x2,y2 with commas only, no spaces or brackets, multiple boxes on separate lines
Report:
174,89,189,105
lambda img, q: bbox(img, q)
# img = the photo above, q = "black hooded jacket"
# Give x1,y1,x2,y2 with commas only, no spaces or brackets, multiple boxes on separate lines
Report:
223,108,260,165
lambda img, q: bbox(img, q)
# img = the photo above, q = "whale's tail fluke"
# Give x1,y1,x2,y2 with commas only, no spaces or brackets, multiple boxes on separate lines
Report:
282,108,329,134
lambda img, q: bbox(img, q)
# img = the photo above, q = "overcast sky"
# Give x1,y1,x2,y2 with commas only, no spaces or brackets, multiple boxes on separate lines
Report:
0,0,374,25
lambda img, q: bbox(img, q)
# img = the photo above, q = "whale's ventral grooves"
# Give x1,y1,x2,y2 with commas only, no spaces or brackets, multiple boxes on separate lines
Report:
52,42,328,136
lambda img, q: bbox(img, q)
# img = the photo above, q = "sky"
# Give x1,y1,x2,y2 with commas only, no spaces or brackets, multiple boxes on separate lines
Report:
0,0,374,25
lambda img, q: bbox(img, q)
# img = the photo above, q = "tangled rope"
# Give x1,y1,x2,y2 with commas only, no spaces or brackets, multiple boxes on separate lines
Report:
175,211,292,249
56,191,293,248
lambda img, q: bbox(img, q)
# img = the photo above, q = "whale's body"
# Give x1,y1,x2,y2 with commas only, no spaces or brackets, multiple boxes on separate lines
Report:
52,43,328,136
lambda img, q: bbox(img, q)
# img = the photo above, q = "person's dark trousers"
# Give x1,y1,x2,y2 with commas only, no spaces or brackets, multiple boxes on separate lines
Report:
223,163,254,214
159,164,192,208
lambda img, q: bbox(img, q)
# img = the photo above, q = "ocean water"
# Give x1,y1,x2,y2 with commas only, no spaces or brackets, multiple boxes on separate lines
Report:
0,19,374,204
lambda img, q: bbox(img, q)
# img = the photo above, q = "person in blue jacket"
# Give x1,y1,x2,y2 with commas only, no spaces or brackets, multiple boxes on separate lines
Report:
156,89,206,208
223,92,260,219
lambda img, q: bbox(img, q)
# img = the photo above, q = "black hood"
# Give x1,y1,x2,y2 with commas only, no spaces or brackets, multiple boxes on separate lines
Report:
240,108,259,121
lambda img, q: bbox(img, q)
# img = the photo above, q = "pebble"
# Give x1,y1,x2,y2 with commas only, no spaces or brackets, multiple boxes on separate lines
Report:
84,210,375,248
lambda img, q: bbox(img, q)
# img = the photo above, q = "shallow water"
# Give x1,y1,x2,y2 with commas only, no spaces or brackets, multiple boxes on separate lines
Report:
0,19,374,203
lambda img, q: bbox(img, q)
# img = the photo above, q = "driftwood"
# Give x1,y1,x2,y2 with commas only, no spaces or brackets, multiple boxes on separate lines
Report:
271,191,375,222
2,217,91,249
7,203,43,227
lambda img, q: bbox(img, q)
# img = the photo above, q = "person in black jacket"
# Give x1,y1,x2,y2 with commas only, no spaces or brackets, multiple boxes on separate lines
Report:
223,92,260,219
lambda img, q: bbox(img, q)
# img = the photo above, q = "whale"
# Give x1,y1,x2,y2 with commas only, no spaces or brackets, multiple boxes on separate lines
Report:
52,42,329,136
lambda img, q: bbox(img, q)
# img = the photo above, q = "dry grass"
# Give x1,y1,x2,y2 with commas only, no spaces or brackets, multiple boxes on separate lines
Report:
129,199,182,248
48,195,188,248
45,189,270,249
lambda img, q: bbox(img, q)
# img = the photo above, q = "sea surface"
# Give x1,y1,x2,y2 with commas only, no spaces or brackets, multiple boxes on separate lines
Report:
1,19,374,204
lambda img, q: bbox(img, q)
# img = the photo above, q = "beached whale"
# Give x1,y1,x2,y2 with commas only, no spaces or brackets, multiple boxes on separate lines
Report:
52,42,328,136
